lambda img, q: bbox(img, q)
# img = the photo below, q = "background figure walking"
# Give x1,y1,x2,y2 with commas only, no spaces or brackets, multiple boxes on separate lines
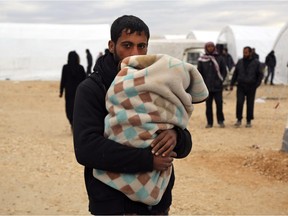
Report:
59,51,86,130
264,50,276,85
222,47,235,72
230,46,263,128
197,41,227,128
85,49,93,76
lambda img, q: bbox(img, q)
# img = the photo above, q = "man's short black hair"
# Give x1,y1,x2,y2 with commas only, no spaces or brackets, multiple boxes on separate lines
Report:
244,46,252,52
110,15,150,43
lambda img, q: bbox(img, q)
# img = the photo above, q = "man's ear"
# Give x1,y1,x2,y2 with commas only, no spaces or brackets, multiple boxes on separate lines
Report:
108,40,115,54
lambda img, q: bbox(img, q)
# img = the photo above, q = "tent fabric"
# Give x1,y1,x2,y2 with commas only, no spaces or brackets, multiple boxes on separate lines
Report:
217,25,282,63
186,30,219,44
272,23,288,84
164,34,186,39
1,23,287,84
0,23,110,80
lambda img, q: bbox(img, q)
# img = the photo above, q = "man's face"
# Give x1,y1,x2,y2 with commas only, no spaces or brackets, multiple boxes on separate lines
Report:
243,48,251,59
206,44,215,54
109,30,148,63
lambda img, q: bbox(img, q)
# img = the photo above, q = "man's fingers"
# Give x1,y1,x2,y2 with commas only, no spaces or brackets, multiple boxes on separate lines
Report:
161,143,175,157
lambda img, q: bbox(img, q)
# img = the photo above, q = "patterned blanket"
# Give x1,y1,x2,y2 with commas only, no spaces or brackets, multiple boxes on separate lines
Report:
93,54,208,205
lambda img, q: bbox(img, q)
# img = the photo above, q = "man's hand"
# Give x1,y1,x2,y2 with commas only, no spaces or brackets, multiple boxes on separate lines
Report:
151,129,177,157
153,151,177,171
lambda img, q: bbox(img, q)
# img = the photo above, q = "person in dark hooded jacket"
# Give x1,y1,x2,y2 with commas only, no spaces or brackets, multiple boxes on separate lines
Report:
85,49,93,76
197,42,227,128
59,51,86,129
264,50,276,85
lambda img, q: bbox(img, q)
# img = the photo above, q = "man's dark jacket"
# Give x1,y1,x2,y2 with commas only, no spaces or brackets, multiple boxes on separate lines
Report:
197,55,227,92
60,63,86,125
73,52,192,215
265,52,276,68
231,57,263,87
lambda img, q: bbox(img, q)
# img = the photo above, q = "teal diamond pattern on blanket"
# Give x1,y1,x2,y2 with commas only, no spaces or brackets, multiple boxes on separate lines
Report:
124,127,137,140
135,104,147,113
142,123,156,131
116,110,128,123
123,73,135,81
160,178,168,189
122,174,137,184
151,171,160,184
109,94,120,105
124,87,138,98
136,187,149,200
107,180,118,188
136,140,150,148
95,169,105,175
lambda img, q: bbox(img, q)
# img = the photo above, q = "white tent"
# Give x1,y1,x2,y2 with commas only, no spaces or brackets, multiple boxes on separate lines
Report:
164,34,186,40
272,23,288,85
186,30,220,44
0,23,110,80
217,25,282,63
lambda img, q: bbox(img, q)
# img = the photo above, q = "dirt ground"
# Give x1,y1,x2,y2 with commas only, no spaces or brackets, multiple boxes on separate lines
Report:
0,80,288,215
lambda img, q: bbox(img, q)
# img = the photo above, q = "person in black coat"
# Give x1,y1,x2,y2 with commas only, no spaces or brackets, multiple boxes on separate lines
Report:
197,42,227,128
73,15,192,215
264,50,277,85
85,49,93,76
230,46,263,128
222,47,235,71
59,51,86,129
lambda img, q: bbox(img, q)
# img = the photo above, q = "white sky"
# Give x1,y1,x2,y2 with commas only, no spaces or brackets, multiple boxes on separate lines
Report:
0,0,287,36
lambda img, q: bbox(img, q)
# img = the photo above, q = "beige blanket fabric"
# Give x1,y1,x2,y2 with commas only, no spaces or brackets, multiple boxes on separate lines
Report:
93,54,208,205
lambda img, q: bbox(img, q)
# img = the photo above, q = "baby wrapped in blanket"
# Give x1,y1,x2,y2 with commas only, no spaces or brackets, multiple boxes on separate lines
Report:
93,54,208,205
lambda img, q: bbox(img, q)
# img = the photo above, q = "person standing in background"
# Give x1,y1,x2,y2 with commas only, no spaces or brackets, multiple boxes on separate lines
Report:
230,46,263,128
264,50,277,85
197,41,227,128
222,47,235,90
222,47,235,72
86,49,93,76
59,51,86,130
251,48,259,60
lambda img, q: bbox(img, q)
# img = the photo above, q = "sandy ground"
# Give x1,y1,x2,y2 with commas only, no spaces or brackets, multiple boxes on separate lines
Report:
0,80,288,215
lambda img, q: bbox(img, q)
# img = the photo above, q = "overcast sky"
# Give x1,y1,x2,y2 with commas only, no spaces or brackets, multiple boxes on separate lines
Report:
0,0,287,36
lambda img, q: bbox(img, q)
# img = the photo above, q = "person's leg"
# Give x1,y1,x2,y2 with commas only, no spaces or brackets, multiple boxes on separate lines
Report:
270,67,275,85
246,87,256,127
214,91,225,126
65,97,74,127
205,93,214,127
235,85,245,126
264,68,270,84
